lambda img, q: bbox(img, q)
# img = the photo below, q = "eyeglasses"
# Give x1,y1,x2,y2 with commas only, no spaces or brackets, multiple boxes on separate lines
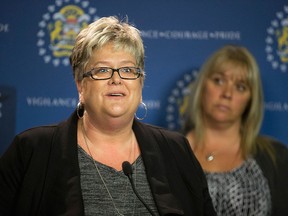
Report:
83,67,143,80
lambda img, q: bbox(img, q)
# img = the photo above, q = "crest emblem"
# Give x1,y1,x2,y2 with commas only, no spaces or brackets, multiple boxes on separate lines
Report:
37,0,99,66
266,5,288,72
165,70,198,131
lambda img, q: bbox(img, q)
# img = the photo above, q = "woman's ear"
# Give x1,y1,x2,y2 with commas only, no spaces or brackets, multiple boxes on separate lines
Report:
76,81,84,102
76,80,82,93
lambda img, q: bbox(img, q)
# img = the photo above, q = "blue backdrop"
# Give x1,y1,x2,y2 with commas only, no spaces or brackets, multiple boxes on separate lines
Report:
1,0,288,155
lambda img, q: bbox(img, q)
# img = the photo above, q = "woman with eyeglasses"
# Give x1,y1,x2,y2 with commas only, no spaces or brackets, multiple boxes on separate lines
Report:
0,16,216,216
182,45,288,215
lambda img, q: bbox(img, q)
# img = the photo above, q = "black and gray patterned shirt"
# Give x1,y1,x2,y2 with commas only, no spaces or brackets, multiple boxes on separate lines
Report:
205,158,271,216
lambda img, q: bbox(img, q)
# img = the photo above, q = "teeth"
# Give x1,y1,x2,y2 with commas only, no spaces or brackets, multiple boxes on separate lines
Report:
111,93,123,96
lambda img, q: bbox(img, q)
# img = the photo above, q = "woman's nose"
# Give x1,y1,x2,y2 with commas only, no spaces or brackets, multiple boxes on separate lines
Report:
109,71,122,85
222,84,233,99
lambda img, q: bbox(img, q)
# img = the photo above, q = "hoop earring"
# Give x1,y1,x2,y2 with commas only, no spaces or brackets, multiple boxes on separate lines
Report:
77,101,84,119
135,102,147,120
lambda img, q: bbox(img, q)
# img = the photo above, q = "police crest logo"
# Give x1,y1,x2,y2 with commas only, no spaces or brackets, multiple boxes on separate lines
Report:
37,0,99,67
165,70,198,131
265,5,288,73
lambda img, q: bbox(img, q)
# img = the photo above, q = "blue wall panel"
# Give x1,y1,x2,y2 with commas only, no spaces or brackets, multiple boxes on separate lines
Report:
0,0,287,154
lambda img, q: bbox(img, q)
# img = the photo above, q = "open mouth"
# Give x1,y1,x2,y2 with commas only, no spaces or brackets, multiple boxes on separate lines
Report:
108,93,125,96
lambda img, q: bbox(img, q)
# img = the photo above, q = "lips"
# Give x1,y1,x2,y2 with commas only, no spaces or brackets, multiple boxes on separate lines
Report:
216,104,230,111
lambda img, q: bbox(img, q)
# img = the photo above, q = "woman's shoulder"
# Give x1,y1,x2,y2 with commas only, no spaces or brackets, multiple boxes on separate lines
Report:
257,135,288,153
255,135,288,169
133,121,192,154
4,117,75,162
14,112,76,143
134,120,187,141
15,124,58,141
8,125,59,155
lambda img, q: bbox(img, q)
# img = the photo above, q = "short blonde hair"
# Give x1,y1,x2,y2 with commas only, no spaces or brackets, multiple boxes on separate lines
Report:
70,16,145,82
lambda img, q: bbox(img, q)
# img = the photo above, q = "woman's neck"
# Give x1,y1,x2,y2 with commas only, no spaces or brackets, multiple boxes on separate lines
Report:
77,116,139,170
187,124,243,172
83,112,134,140
204,125,241,146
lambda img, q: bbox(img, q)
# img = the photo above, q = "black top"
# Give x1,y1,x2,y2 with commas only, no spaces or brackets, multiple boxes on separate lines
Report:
254,136,288,215
0,110,216,216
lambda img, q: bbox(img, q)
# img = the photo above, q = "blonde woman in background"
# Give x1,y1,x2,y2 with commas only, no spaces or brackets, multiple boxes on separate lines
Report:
182,45,288,215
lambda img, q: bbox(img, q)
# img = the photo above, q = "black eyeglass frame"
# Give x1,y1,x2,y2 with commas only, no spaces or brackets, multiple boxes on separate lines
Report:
82,67,143,80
